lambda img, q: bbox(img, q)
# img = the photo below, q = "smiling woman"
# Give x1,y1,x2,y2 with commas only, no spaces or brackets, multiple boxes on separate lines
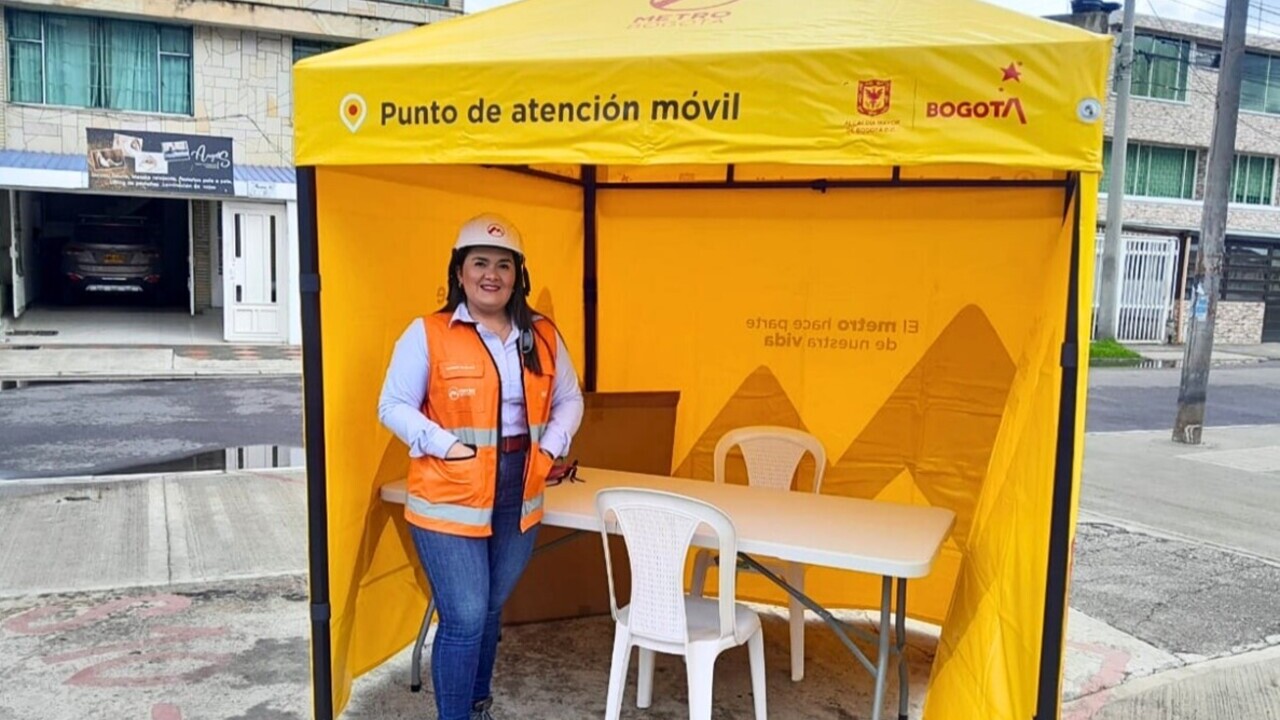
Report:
375,213,584,720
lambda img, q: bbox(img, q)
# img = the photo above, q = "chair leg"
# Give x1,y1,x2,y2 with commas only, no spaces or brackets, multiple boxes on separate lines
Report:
748,628,768,720
685,644,717,720
605,624,633,720
637,648,655,708
690,549,711,598
787,564,805,682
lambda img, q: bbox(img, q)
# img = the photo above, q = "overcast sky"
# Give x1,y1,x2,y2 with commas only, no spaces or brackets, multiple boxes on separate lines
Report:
461,0,1279,36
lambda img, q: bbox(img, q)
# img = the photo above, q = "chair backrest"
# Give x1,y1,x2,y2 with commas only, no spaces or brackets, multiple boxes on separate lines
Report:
714,426,827,493
596,488,740,645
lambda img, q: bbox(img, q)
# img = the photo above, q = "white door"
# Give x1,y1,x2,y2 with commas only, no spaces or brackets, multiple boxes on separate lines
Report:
222,203,287,343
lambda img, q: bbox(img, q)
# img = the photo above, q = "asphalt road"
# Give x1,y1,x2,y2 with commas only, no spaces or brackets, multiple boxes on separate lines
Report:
0,378,302,479
1,363,1278,478
1086,363,1280,432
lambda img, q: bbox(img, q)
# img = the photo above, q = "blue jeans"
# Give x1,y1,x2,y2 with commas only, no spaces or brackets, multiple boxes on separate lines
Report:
411,450,539,720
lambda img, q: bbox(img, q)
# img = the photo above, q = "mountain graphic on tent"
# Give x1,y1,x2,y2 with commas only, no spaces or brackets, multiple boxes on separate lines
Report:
673,304,1016,543
533,288,556,323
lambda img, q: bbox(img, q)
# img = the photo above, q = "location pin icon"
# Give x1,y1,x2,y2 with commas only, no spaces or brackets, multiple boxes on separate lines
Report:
340,93,367,132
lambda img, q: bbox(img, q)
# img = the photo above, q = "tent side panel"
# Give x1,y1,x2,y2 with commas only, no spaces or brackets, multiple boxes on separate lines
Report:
595,184,1070,637
313,165,584,715
923,183,1079,719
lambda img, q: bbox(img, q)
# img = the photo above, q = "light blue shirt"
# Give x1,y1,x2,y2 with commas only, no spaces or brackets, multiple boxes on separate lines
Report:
378,304,584,460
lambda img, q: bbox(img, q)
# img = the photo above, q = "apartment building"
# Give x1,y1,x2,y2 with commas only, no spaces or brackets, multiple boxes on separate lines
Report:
1063,7,1280,344
0,0,460,345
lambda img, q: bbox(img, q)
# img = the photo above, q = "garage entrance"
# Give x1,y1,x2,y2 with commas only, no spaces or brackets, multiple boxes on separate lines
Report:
2,191,223,344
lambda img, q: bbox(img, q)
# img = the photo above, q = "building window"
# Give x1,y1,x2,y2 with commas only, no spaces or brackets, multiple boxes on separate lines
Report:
1130,34,1190,102
1102,141,1197,199
1231,154,1276,205
292,39,348,64
5,9,192,115
1242,52,1280,115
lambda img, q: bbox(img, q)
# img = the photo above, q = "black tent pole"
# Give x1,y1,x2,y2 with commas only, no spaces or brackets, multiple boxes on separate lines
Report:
297,166,334,720
1035,173,1082,719
582,165,598,392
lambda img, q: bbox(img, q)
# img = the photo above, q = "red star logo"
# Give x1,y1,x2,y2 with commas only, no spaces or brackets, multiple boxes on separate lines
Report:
1002,62,1022,82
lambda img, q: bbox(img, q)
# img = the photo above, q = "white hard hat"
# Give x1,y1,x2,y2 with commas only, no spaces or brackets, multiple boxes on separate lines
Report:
454,214,524,256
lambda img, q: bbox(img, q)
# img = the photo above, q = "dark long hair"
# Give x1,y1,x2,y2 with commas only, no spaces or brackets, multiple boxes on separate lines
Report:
440,247,546,375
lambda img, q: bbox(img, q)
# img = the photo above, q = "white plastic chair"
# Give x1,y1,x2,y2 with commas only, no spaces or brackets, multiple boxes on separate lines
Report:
690,426,826,682
596,488,767,720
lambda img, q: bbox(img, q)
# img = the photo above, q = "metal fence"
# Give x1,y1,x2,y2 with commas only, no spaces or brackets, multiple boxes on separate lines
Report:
1092,235,1180,343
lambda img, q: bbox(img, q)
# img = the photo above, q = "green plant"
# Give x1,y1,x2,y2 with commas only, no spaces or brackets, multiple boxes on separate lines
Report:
1090,339,1142,361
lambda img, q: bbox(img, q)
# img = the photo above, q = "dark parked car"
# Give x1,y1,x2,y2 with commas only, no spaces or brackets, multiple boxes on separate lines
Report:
60,216,162,302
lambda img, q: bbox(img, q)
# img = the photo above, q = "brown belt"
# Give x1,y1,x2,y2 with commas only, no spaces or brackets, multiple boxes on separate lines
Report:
499,434,530,453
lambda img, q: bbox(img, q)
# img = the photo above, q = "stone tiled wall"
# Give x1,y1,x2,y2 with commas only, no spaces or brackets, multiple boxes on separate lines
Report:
1,1,459,165
1179,300,1265,344
1089,15,1280,240
1100,15,1280,159
3,0,456,42
1098,197,1280,236
4,25,294,165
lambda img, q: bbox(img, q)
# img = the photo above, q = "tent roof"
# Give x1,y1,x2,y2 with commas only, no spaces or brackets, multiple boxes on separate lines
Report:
294,0,1112,170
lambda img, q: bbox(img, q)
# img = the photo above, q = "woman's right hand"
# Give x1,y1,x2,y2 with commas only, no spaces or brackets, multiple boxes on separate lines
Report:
445,442,476,460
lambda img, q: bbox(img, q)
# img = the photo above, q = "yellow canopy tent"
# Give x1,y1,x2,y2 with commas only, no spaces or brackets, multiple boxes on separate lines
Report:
293,1,1111,718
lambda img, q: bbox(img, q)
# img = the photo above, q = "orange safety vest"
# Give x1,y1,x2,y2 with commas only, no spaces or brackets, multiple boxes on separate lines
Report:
405,312,558,537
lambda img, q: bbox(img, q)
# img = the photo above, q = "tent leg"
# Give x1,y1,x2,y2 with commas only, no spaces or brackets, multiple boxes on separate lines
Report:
1036,176,1083,719
298,165,334,720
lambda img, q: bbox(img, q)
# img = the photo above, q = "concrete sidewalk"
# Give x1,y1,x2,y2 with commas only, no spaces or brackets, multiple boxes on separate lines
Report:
0,345,301,381
1136,342,1280,365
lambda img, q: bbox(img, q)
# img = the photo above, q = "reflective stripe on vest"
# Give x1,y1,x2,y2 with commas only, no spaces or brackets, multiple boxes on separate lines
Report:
522,493,544,520
407,495,494,529
450,424,547,448
452,427,500,448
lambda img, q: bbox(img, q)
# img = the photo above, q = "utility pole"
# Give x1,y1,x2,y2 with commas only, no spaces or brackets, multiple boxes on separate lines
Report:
1173,0,1249,444
1097,0,1137,341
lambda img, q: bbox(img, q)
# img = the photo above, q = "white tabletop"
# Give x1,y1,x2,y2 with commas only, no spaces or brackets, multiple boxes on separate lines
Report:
380,468,955,579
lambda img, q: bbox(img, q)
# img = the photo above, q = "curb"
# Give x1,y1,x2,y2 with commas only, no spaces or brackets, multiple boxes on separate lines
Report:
0,466,306,487
1065,643,1280,710
0,371,301,382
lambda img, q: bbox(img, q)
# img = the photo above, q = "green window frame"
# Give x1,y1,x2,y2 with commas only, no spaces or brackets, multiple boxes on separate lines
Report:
1130,34,1190,102
1242,52,1280,115
1102,141,1197,200
292,39,348,65
1231,154,1276,206
5,8,192,115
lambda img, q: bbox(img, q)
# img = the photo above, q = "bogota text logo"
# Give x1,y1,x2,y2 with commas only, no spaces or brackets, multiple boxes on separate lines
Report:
633,0,738,28
857,79,891,117
924,62,1027,125
340,93,367,132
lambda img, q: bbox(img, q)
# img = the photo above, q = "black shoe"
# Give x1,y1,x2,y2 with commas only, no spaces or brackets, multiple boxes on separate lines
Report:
470,698,495,720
